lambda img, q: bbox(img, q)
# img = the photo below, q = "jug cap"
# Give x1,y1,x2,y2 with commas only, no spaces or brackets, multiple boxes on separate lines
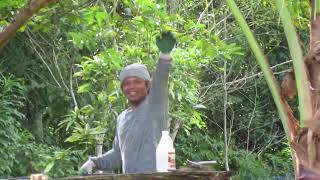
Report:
162,131,169,135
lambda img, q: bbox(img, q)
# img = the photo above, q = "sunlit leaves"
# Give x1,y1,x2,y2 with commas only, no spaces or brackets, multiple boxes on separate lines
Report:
83,7,110,27
59,105,105,148
287,0,310,28
190,111,206,128
133,0,163,15
77,83,91,93
184,20,206,31
0,0,26,9
0,0,26,31
65,122,100,143
66,7,114,50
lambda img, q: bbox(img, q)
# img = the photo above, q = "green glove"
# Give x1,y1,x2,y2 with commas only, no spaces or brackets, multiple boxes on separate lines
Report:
156,31,176,53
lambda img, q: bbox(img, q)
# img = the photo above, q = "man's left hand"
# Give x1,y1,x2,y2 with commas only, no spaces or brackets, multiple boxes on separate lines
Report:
156,31,176,54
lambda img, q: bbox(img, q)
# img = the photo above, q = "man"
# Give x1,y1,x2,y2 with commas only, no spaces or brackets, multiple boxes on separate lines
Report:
79,31,176,174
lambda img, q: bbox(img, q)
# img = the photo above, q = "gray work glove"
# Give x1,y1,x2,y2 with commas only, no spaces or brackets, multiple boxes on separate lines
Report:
156,31,176,54
79,159,96,175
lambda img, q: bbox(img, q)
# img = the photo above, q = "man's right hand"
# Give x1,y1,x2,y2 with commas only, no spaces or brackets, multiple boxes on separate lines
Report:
79,159,96,175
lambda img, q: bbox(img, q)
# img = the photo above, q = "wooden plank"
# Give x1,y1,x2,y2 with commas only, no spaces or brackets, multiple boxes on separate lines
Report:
60,171,231,180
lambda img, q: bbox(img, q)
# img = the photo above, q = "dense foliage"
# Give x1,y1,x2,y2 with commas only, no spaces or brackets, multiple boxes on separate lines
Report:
0,0,311,179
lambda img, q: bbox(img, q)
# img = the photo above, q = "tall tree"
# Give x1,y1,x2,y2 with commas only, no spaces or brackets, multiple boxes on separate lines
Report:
227,0,320,178
290,0,320,177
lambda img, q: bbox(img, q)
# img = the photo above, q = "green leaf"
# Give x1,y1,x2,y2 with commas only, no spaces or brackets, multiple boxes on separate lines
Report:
73,71,83,77
193,104,206,109
44,161,55,173
95,12,108,27
65,134,81,142
77,83,91,93
177,93,182,102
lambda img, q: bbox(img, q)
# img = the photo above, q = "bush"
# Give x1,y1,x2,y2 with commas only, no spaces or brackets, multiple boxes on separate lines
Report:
0,76,26,176
2,130,82,178
229,149,271,180
0,76,83,178
174,127,292,179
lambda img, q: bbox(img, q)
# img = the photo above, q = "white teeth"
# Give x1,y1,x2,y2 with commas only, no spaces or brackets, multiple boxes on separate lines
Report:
129,92,137,95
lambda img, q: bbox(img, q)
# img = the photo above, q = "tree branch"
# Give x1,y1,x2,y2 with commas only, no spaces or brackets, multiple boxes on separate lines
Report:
0,0,58,49
197,0,214,24
27,31,62,88
201,60,292,91
170,118,182,142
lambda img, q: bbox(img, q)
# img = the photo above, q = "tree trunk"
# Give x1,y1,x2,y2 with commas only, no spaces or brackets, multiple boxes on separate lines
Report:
310,0,320,47
290,1,320,178
167,0,180,15
27,106,44,142
170,118,182,142
223,60,230,172
33,110,44,142
27,89,44,142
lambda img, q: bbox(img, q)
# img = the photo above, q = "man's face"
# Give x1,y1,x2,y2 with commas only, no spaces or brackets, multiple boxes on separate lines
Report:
122,77,148,106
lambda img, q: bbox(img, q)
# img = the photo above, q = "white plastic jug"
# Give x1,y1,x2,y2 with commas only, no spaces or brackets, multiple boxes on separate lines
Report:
156,131,176,172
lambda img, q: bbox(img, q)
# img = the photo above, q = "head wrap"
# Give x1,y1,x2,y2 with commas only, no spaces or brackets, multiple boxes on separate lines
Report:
119,63,151,84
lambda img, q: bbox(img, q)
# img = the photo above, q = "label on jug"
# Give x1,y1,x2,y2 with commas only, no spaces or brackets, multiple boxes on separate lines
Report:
168,151,175,170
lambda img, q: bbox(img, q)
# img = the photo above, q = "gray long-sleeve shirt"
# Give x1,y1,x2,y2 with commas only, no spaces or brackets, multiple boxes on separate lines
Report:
91,58,171,173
